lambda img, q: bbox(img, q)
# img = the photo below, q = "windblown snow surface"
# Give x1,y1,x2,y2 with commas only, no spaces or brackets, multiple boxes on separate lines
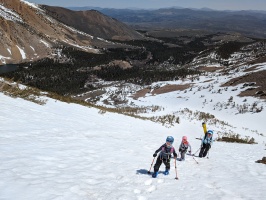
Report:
0,86,266,200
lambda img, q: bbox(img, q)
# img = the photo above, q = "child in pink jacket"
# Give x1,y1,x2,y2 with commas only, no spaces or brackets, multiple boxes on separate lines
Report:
178,136,192,161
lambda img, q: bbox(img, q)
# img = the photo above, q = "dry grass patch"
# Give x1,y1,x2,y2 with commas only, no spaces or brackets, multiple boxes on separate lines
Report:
132,88,150,100
256,157,266,165
0,80,47,105
247,56,266,66
152,84,191,95
221,70,266,99
243,65,261,72
217,136,256,144
198,66,224,72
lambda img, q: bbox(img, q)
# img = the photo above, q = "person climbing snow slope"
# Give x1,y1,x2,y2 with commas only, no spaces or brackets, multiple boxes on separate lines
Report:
199,130,214,158
178,136,192,161
152,136,177,178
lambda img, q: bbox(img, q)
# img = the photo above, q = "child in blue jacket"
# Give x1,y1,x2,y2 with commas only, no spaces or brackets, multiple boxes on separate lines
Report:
199,130,214,158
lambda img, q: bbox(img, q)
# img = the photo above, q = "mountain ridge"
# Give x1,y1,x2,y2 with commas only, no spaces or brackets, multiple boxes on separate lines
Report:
42,5,143,41
0,0,143,65
0,0,98,64
69,7,266,39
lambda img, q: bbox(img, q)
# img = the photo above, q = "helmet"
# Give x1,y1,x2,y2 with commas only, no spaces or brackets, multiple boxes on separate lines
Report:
166,136,174,144
182,136,187,141
207,130,213,135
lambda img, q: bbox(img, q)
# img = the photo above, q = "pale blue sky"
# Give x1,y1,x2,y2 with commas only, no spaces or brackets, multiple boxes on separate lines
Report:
27,0,266,10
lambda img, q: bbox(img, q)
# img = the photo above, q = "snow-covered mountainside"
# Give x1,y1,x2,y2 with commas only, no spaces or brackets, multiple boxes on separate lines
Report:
0,0,99,64
0,81,265,200
0,0,140,65
0,2,265,198
75,49,266,143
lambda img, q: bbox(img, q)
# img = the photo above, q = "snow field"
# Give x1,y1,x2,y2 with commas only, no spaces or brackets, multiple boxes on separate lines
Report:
0,93,266,200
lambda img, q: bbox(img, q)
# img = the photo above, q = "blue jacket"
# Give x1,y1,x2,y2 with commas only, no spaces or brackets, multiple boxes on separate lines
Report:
202,135,213,145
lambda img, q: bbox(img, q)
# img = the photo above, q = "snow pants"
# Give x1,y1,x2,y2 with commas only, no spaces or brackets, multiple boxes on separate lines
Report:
199,143,211,158
153,157,170,172
180,150,187,160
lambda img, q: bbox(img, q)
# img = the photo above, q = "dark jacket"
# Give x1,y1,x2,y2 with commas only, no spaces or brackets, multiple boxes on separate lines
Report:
155,144,177,159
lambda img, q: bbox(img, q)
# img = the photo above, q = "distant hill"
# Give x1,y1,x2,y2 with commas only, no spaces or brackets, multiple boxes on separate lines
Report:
69,7,266,39
42,5,144,41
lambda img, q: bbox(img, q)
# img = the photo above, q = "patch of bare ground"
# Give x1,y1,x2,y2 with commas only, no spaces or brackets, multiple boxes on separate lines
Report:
152,84,192,95
198,66,224,72
221,70,266,99
0,82,6,91
244,65,261,72
0,81,14,92
132,88,150,100
74,90,106,101
202,79,214,83
246,56,266,66
132,84,192,99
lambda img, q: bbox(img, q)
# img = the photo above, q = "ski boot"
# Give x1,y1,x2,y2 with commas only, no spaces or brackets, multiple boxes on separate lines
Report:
152,171,158,178
163,170,169,175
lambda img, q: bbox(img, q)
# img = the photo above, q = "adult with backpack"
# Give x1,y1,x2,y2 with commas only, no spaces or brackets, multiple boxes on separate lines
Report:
178,136,192,161
199,130,214,158
152,136,177,178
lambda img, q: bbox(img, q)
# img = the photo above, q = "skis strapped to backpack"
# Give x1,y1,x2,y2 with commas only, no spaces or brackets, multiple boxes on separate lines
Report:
202,122,213,143
202,122,207,135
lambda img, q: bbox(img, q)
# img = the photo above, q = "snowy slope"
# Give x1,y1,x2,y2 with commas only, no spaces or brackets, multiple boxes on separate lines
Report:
93,62,266,143
0,91,265,200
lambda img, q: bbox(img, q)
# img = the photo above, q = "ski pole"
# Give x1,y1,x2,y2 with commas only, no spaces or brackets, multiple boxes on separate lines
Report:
207,151,210,159
192,147,201,156
192,155,199,164
147,157,155,174
174,157,178,180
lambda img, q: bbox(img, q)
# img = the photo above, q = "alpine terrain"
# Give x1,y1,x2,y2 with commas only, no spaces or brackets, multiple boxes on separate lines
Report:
0,1,266,200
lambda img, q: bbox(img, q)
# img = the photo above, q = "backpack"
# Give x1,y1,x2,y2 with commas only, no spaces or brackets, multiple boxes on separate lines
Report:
160,144,174,159
180,142,190,151
203,133,212,144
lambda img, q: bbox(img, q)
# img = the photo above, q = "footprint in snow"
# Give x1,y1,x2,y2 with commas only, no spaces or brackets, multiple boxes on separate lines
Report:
157,179,164,183
134,189,141,194
144,179,152,186
146,185,156,192
137,196,147,200
205,183,216,189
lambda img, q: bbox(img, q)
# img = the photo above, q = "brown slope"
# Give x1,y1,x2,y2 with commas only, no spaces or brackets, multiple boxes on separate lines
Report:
0,0,99,65
42,5,144,40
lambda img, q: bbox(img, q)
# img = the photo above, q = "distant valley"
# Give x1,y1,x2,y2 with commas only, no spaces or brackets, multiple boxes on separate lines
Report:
69,7,266,39
1,0,266,108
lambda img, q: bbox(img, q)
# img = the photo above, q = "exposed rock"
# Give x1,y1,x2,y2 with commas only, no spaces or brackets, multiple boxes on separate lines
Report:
109,60,132,69
0,0,141,65
42,5,144,41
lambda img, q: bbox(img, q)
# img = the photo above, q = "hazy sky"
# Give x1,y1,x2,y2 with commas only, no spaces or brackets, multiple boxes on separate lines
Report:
27,0,266,10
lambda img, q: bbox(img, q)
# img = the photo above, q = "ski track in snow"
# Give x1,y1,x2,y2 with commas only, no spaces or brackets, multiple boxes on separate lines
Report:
0,92,266,200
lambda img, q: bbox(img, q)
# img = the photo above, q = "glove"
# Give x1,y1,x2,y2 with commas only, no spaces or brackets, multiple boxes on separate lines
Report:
188,151,191,154
153,153,157,157
179,149,181,152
